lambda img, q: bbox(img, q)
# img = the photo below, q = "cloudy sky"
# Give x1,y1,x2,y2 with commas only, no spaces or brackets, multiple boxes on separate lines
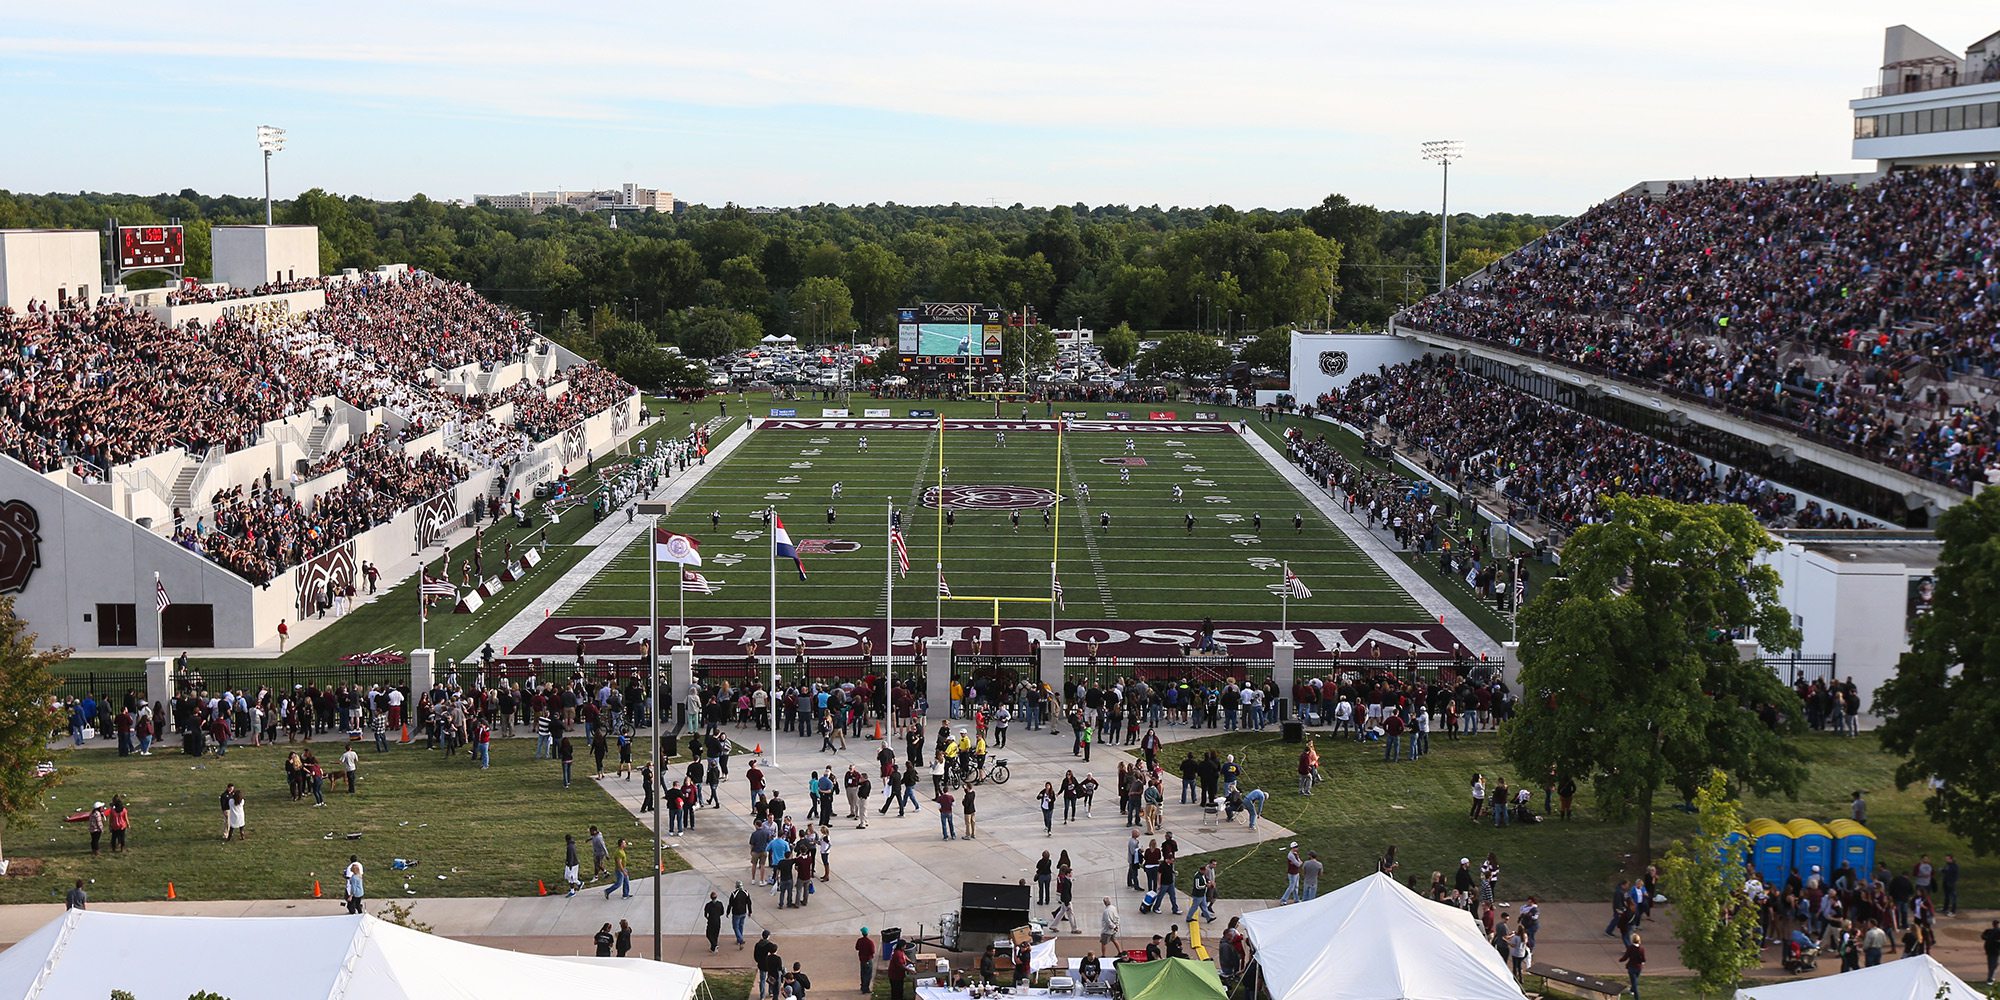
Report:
1,3,1991,214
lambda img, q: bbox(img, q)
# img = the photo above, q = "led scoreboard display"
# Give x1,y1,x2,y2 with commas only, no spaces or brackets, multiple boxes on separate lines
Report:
117,225,185,270
897,303,1004,371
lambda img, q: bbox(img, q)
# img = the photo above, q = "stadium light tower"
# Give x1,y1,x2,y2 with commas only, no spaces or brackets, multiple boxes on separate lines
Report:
1420,140,1462,293
257,125,287,225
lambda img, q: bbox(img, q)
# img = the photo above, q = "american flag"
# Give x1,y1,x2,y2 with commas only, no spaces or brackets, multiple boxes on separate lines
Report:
938,574,952,598
155,578,171,614
1052,577,1066,611
1285,567,1312,600
890,528,910,578
420,575,458,598
681,569,717,594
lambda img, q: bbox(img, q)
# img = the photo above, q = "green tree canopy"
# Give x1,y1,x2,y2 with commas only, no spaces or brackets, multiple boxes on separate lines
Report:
1875,485,2000,852
1501,495,1806,865
1136,332,1231,382
1658,769,1762,994
1098,323,1140,369
0,596,64,868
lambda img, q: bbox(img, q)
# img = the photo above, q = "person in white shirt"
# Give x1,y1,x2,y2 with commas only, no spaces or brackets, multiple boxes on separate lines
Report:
340,747,360,793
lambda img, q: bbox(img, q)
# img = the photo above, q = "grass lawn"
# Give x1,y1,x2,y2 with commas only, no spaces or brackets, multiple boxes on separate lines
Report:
0,734,687,904
1174,730,1994,908
561,405,1429,626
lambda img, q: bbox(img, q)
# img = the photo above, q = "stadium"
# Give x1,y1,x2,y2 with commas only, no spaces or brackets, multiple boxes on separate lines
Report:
4,16,2000,1000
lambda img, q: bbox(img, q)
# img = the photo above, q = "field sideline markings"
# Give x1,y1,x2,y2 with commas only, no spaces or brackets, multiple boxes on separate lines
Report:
1061,443,1117,618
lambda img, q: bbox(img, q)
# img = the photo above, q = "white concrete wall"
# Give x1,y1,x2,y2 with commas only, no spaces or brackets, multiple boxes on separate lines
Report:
0,230,102,309
211,225,320,289
0,452,260,650
1287,332,1425,401
1757,543,1914,709
141,288,326,328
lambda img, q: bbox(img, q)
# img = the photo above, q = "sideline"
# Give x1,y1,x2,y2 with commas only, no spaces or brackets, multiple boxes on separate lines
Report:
480,419,753,655
1239,426,1501,659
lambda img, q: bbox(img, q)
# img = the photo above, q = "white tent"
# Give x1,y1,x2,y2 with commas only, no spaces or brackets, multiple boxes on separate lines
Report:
0,910,705,1000
1238,871,1525,1000
1734,955,1980,1000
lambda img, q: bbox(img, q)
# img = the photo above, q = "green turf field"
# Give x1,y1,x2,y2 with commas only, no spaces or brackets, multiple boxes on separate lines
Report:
560,417,1429,625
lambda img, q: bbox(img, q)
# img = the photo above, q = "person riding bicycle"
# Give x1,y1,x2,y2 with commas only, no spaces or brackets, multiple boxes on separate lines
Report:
941,735,960,786
955,729,976,785
972,733,989,781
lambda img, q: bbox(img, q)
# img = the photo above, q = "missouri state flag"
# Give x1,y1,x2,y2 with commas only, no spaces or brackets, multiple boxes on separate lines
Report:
773,513,808,579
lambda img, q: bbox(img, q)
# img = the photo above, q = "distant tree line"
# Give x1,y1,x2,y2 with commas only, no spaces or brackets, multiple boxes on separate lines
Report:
0,188,1557,384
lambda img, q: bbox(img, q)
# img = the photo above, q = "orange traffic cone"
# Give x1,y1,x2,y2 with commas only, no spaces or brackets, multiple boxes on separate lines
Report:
313,879,323,899
538,879,548,896
167,882,176,900
873,721,882,740
400,724,411,744
752,743,763,756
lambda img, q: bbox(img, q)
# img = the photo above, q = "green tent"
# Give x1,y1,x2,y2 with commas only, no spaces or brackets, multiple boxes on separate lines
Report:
1115,958,1228,1000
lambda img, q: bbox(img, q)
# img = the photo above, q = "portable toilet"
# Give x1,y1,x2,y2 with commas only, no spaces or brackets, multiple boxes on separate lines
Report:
1828,819,1876,880
1787,819,1833,878
1721,827,1753,871
1746,818,1792,884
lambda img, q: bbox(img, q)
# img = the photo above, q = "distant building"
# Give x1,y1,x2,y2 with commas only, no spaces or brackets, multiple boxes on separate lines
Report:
478,182,675,215
1851,24,2000,167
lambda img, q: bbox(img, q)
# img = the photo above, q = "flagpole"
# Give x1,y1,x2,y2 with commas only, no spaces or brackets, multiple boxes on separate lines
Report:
647,516,662,962
418,554,427,650
1051,418,1063,637
154,571,163,656
885,498,895,734
768,508,779,767
1281,560,1290,633
936,412,945,638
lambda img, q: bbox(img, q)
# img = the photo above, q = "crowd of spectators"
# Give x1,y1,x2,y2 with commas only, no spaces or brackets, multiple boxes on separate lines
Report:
174,441,468,584
1397,166,2000,492
163,276,327,306
1316,357,1872,536
0,273,632,585
0,301,309,472
504,365,636,441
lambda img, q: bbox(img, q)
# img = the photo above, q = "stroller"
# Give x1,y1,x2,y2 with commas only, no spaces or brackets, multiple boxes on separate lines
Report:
1782,930,1820,974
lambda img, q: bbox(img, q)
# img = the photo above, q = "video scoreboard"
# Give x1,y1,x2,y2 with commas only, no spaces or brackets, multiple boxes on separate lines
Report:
117,225,186,270
897,303,1004,371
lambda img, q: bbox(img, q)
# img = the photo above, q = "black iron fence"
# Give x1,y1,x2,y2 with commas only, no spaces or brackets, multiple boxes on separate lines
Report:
1763,653,1838,685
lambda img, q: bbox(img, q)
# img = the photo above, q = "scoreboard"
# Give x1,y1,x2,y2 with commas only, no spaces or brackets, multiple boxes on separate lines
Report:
117,225,185,270
897,303,1004,371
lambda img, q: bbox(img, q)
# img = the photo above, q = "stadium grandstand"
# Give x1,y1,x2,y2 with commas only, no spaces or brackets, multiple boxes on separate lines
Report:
1362,161,1997,533
0,226,642,650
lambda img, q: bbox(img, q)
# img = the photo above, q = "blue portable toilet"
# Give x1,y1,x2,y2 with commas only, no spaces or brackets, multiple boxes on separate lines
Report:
1747,818,1792,884
1787,819,1833,878
1721,827,1753,871
1828,819,1875,880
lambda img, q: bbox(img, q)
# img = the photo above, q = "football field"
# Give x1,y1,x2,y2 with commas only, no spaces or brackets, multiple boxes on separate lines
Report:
551,417,1432,641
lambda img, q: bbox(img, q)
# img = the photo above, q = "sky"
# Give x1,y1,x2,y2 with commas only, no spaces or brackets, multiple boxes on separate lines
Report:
1,3,1993,216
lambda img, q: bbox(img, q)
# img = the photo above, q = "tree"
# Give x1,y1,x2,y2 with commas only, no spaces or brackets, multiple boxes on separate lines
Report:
1658,769,1761,994
1876,485,2000,852
1501,495,1805,866
1237,331,1290,375
670,307,761,359
0,596,64,869
792,276,854,342
842,242,909,337
1136,332,1231,382
1099,323,1140,369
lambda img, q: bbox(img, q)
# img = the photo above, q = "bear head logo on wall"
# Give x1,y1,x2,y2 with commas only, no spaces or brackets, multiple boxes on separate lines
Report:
1318,351,1350,377
0,499,43,594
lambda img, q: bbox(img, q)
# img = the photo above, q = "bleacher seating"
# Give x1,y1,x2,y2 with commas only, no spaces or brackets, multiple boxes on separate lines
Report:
0,271,633,584
1396,166,2000,492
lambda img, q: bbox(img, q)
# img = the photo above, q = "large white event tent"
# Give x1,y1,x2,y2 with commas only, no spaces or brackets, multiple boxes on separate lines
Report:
1734,955,1980,1000
1238,871,1526,1000
0,910,706,1000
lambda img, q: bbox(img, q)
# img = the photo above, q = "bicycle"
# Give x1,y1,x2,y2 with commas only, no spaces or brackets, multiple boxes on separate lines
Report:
986,757,1011,785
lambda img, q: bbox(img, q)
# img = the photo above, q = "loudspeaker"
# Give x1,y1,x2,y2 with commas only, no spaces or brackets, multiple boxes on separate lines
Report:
960,881,1030,934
